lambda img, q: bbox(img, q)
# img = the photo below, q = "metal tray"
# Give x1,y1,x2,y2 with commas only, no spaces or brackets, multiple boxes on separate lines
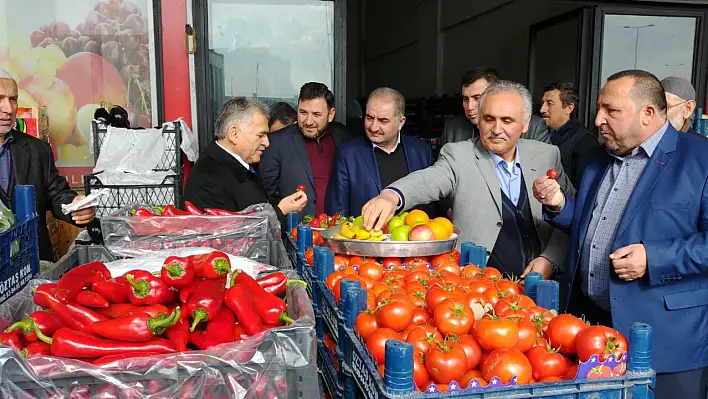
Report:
320,226,460,257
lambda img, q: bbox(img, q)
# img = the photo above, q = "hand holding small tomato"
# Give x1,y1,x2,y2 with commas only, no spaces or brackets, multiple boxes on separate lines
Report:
532,176,564,211
278,191,308,214
609,244,647,281
520,256,555,283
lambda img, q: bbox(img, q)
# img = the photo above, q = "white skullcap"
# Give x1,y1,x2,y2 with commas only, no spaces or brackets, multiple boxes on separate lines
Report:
0,67,14,80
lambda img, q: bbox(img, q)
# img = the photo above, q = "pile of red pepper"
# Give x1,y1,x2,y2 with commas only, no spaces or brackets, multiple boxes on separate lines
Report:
132,201,259,217
1,251,301,364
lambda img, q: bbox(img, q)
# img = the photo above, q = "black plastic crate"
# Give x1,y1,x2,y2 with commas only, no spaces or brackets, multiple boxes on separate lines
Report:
84,174,183,218
91,121,182,173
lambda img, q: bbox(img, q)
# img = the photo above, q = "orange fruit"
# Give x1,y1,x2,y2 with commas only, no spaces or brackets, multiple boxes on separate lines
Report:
405,210,430,227
433,217,454,237
428,221,450,240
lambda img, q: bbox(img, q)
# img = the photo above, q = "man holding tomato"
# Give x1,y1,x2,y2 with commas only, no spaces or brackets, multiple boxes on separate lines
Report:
533,69,708,399
363,80,572,281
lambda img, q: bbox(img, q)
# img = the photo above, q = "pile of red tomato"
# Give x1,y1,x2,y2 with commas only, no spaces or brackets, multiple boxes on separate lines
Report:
306,249,629,392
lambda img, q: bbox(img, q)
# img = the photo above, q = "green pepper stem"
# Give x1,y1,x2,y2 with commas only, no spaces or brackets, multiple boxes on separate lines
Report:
230,270,242,287
6,318,32,334
286,279,307,289
33,325,52,345
279,312,296,325
163,264,184,279
149,307,181,334
213,258,231,275
125,274,150,298
190,308,208,332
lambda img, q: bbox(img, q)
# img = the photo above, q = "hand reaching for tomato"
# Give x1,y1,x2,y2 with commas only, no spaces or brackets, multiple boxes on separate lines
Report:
609,243,647,281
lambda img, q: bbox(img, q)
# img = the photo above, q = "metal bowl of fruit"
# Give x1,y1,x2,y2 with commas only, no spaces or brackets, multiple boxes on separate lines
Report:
321,218,461,257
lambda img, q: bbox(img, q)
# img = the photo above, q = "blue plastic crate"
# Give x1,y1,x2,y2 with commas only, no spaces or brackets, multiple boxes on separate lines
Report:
317,280,340,342
0,216,39,304
317,340,344,398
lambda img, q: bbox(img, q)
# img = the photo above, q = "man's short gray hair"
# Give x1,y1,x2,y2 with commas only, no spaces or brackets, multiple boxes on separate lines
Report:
478,80,533,123
368,87,406,119
214,97,269,140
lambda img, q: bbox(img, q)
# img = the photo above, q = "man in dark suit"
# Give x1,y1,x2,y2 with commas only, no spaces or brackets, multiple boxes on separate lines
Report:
183,98,308,230
533,70,708,399
325,87,432,217
540,82,599,189
259,83,351,217
0,69,94,261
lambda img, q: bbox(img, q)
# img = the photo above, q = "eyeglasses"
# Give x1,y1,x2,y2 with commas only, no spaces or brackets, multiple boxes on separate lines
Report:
667,99,692,109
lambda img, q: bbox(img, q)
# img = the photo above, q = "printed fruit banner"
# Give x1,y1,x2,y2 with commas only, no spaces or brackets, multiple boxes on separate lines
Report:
0,0,155,188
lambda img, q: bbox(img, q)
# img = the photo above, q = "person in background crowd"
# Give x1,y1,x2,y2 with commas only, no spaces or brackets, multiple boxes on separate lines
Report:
533,70,708,399
661,76,703,137
540,82,599,189
0,68,94,261
362,80,571,280
268,102,297,132
184,98,307,232
325,87,432,217
441,67,551,146
345,98,365,137
260,82,351,216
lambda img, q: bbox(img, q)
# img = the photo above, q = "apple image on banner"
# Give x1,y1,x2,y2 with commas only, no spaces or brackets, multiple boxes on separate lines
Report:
19,75,76,146
57,52,127,109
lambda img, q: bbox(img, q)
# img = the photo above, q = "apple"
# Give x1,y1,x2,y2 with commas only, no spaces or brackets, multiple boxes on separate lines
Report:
390,225,411,242
57,52,127,109
398,211,409,221
409,224,435,241
387,216,404,233
75,103,101,145
19,75,76,145
353,215,364,227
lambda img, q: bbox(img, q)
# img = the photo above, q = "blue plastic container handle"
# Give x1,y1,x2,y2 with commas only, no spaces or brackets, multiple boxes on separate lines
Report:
460,242,475,265
524,272,542,303
14,185,36,223
323,249,335,278
287,212,299,232
384,340,415,394
314,247,328,282
628,322,653,373
296,225,313,253
479,246,487,268
536,280,559,312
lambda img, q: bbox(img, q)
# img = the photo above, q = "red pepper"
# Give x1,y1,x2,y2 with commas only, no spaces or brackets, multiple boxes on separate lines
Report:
185,279,225,331
96,303,169,319
35,327,177,358
162,205,189,216
233,323,248,341
203,307,235,347
74,291,110,308
256,272,288,297
134,208,155,216
21,341,50,357
0,329,23,350
89,307,181,341
166,318,190,351
38,287,108,330
232,270,295,326
6,310,64,343
188,330,209,350
161,256,195,289
224,284,263,336
92,275,130,304
188,251,231,279
179,278,203,304
33,283,57,307
125,270,175,305
93,352,161,366
184,201,203,216
55,261,111,303
204,208,239,216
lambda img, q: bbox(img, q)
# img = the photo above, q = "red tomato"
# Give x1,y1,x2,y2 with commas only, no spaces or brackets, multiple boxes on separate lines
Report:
325,271,346,292
407,288,427,309
425,284,464,315
546,314,588,355
304,247,314,267
473,317,519,351
526,345,568,380
349,256,375,268
405,281,426,293
529,306,556,331
312,231,324,246
339,265,358,276
482,267,503,282
434,299,474,336
413,351,431,389
464,292,487,310
546,169,559,180
404,256,431,270
371,282,390,298
366,291,377,310
482,347,532,384
514,319,538,353
575,325,628,362
378,364,385,377
405,270,430,284
460,370,487,389
460,265,484,279
333,275,367,303
406,325,443,354
454,334,482,370
358,262,384,282
436,261,461,277
483,287,503,307
376,288,402,304
365,328,400,364
540,376,564,383
375,298,414,331
465,280,492,295
496,280,523,297
334,254,350,270
565,364,579,380
354,311,378,342
430,250,461,269
424,342,467,384
411,308,431,326
381,257,402,270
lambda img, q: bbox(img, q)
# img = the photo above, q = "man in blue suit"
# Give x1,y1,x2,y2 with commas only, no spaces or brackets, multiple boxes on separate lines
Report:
325,87,432,217
533,70,708,399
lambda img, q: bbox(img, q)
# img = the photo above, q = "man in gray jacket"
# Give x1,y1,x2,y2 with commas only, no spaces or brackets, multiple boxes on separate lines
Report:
441,67,550,146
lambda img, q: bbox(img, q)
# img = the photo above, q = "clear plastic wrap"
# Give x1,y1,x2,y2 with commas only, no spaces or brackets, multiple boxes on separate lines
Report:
0,272,318,399
100,203,282,264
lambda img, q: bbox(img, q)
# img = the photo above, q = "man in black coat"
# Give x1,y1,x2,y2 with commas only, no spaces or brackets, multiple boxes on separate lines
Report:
540,82,599,189
183,98,308,230
0,69,95,261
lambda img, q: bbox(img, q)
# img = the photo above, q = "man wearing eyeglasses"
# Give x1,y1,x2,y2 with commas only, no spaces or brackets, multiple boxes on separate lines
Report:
661,76,704,138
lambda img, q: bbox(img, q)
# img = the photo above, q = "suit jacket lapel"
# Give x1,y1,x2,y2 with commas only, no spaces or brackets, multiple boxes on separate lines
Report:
401,135,416,172
614,127,677,240
290,132,315,189
518,141,540,221
10,133,30,187
473,139,502,216
364,145,382,192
